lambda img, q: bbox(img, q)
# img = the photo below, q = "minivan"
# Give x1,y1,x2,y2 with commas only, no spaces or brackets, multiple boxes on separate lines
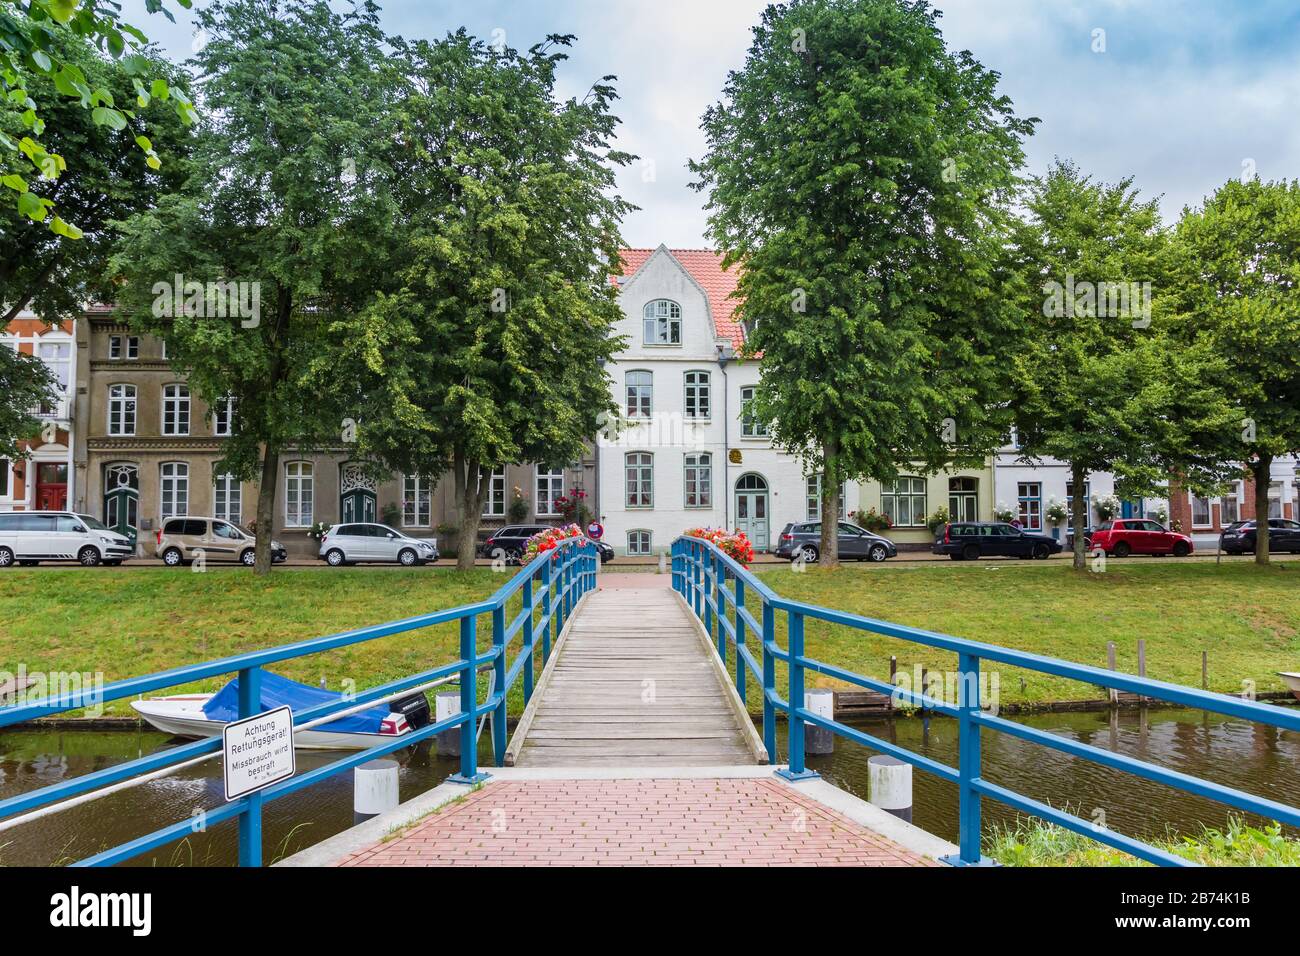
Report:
0,512,133,567
318,523,439,566
155,517,287,566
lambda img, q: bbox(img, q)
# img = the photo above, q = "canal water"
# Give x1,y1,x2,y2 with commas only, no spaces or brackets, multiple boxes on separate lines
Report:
0,707,1295,866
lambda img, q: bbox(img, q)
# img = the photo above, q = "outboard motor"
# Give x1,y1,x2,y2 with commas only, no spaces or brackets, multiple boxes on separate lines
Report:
389,692,432,730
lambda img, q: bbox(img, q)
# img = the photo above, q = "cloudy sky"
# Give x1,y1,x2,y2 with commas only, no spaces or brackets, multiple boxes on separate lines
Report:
125,0,1300,248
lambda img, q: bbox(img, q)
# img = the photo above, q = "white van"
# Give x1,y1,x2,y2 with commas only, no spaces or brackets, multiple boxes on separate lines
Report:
0,512,134,567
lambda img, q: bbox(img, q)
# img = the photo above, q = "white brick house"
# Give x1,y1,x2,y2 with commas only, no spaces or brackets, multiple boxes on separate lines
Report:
595,246,857,556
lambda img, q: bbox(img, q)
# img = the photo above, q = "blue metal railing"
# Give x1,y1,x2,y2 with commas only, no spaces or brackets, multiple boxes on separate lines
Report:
0,538,598,866
672,535,1300,866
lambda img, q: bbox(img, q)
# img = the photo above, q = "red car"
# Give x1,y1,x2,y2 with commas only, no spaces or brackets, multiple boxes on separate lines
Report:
1090,518,1193,557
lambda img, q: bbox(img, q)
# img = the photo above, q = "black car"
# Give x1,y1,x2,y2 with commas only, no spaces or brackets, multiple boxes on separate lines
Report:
932,522,1062,560
479,525,614,564
775,521,897,563
1220,519,1300,554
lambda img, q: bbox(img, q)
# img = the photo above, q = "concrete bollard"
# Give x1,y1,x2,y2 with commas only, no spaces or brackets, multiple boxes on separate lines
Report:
354,759,399,825
867,755,912,823
435,692,460,757
803,688,834,755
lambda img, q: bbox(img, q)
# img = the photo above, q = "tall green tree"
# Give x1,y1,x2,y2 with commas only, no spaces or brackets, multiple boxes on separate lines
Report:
109,0,398,573
2,20,191,323
1009,160,1236,569
335,31,632,569
691,0,1035,567
0,345,57,460
1,0,196,234
1166,178,1300,565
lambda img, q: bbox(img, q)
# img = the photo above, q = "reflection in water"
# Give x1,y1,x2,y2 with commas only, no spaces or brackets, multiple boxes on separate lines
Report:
0,707,1295,866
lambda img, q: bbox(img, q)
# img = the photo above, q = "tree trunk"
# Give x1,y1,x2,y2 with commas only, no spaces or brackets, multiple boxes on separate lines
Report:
820,434,840,569
253,443,279,575
1252,454,1272,566
1070,463,1088,571
455,453,487,571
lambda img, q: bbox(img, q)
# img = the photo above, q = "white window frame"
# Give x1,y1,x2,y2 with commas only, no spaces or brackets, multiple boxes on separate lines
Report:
1268,481,1283,520
126,336,139,360
882,477,926,528
806,475,846,522
627,529,652,556
107,384,137,436
684,371,710,420
1190,493,1212,528
212,396,235,437
162,383,190,436
284,461,314,528
480,469,506,517
160,462,189,520
949,477,979,523
642,299,681,346
109,335,122,360
35,340,71,417
0,458,10,499
213,473,241,524
740,386,768,437
625,452,653,508
625,370,652,419
403,474,432,527
684,453,712,508
535,467,564,517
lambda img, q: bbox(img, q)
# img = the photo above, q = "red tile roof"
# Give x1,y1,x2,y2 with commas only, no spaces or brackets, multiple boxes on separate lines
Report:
617,248,744,350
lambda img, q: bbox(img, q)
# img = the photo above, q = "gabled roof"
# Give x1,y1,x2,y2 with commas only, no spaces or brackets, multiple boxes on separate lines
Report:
616,247,744,350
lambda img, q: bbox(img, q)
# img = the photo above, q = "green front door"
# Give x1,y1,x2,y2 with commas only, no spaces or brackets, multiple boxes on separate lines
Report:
734,473,770,551
103,463,139,550
341,487,376,524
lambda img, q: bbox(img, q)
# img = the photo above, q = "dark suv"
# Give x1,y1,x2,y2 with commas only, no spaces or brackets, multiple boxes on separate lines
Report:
479,525,614,564
1220,518,1300,554
775,521,897,563
933,522,1062,560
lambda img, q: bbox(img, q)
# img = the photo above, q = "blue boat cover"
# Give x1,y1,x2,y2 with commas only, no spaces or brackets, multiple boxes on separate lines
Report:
202,671,394,734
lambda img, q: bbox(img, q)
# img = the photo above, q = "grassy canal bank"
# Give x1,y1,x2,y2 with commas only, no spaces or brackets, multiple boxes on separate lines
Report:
0,560,1296,718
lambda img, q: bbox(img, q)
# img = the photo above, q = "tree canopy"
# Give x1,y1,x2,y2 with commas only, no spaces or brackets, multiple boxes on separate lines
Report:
691,0,1035,565
109,0,398,572
0,343,57,460
335,30,633,568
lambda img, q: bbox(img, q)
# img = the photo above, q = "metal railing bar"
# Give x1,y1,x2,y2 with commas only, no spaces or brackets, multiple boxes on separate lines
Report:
797,708,961,784
799,657,958,717
976,711,1300,829
971,778,1194,867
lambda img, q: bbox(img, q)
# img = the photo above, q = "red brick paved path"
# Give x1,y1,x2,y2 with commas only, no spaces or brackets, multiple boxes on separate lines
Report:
339,778,936,867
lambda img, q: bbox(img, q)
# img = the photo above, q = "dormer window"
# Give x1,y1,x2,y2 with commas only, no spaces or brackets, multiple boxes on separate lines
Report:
643,299,682,345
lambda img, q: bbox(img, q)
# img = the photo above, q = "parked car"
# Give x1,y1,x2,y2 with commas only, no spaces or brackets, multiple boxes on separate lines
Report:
318,523,438,566
1220,518,1300,555
479,525,550,562
1089,518,1193,557
0,511,133,567
932,522,1062,560
590,538,615,564
775,521,897,563
156,517,287,566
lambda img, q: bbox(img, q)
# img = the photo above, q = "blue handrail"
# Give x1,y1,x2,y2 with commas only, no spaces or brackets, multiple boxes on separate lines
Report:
0,538,598,867
671,535,1300,867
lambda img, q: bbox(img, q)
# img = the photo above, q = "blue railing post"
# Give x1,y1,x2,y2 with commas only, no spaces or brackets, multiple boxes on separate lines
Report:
733,574,746,705
541,555,553,662
761,601,776,760
703,550,714,639
450,615,488,784
522,574,535,705
491,603,507,765
953,651,986,865
237,664,263,867
715,553,726,664
777,609,818,781
693,542,703,617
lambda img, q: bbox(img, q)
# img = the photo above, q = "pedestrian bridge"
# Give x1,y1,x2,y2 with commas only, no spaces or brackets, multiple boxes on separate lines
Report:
1,536,1296,867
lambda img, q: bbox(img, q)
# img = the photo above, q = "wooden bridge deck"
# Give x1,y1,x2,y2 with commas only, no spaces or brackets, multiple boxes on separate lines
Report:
509,584,763,767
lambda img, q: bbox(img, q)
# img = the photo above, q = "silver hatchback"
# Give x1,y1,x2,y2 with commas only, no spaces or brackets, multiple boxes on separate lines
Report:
318,523,439,566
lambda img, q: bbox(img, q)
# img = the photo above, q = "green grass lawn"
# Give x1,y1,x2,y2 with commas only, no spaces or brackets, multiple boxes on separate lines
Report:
753,560,1300,708
0,567,549,717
